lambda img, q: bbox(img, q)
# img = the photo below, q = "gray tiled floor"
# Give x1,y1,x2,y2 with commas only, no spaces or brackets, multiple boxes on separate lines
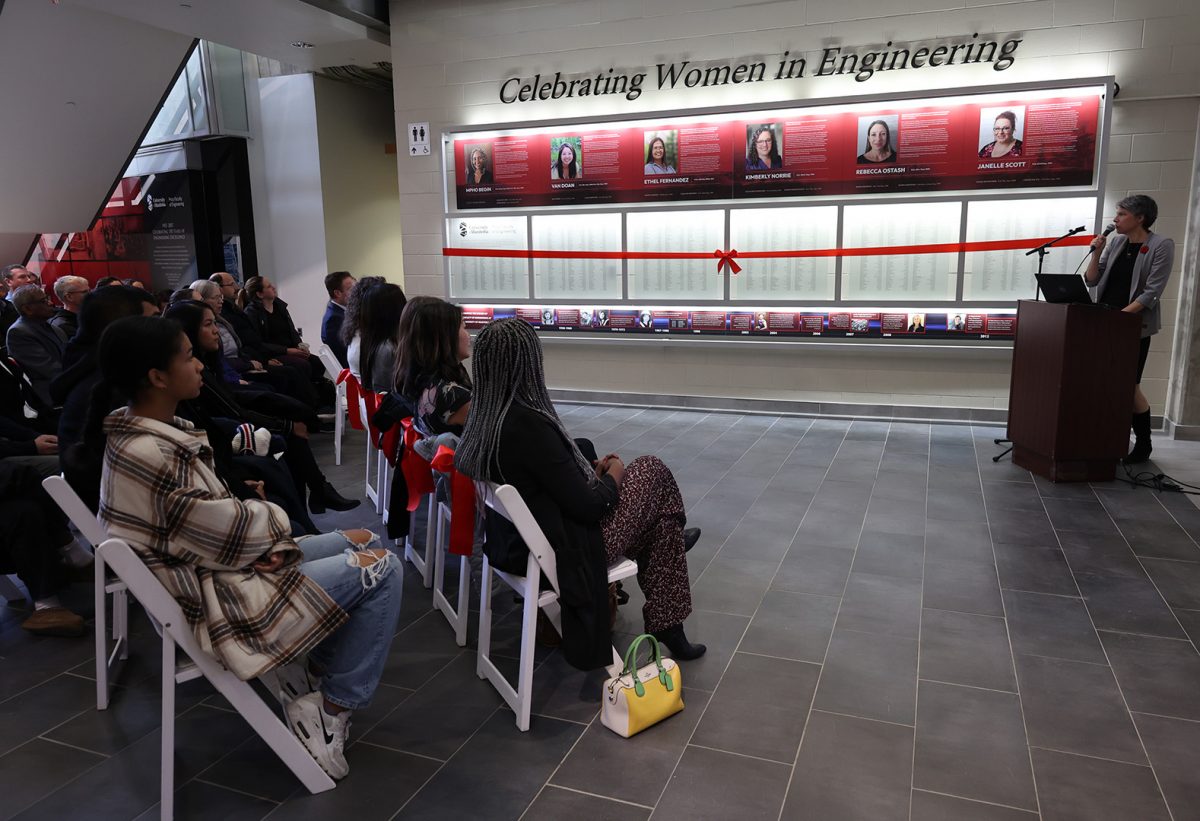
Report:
5,403,1200,819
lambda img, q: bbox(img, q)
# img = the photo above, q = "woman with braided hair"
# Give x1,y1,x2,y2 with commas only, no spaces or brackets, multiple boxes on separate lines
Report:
455,318,705,667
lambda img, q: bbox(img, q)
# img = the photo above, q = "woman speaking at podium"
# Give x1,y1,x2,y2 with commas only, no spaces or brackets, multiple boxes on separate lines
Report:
1084,195,1175,464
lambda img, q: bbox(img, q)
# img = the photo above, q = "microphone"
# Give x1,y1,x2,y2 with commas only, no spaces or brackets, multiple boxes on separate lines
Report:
1089,223,1115,254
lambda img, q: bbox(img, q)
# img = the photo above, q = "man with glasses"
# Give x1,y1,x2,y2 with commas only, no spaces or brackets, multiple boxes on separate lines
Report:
49,276,89,341
6,284,67,407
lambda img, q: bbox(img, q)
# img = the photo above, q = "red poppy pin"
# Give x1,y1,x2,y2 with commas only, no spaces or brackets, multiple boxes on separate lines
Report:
1140,246,1149,254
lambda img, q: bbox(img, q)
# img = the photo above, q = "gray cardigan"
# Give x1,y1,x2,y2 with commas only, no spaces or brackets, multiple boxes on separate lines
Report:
1088,231,1175,338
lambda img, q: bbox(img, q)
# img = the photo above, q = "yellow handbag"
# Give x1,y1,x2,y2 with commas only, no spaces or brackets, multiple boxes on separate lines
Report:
600,633,684,738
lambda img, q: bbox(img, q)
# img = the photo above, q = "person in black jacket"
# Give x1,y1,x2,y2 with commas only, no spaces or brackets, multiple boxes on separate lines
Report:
455,318,705,666
241,275,325,383
321,271,354,368
164,301,358,515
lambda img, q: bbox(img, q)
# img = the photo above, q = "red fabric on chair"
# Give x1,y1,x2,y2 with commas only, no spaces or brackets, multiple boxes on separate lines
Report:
400,418,436,511
430,445,476,556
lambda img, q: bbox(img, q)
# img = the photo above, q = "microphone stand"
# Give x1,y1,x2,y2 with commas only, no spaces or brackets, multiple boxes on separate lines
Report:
993,225,1088,462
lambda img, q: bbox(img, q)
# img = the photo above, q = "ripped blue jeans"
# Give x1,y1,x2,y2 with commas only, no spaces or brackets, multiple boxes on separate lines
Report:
296,530,403,710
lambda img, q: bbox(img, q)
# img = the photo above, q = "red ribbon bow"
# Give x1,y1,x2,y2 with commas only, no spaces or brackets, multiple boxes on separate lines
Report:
714,248,742,275
1140,245,1149,255
429,445,476,556
399,418,436,511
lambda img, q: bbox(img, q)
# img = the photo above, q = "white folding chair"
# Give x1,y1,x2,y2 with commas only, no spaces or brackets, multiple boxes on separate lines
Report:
432,500,470,646
315,346,346,466
41,475,128,711
477,482,637,732
403,493,437,589
96,537,334,819
357,392,382,513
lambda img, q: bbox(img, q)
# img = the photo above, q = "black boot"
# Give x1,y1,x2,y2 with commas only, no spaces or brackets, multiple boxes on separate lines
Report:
1124,410,1153,465
652,624,706,660
309,482,361,514
683,527,701,553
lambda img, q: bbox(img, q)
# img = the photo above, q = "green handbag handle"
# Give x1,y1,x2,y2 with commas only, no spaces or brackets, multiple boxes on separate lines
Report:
621,633,674,697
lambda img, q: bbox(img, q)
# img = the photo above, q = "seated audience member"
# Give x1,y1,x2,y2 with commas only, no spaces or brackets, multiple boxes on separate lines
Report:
0,458,89,636
170,287,202,305
348,281,407,394
153,289,174,313
53,286,161,508
165,300,320,532
394,296,470,436
455,318,706,665
209,272,322,411
121,278,147,290
94,276,121,289
321,271,355,368
50,275,89,341
162,301,358,514
0,413,60,479
341,276,385,383
2,264,40,339
6,284,67,407
241,276,323,378
94,315,402,778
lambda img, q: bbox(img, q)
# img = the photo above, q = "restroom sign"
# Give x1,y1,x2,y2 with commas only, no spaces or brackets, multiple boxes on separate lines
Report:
408,122,430,156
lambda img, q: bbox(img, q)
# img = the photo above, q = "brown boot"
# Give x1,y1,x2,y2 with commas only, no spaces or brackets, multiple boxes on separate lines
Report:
21,607,85,637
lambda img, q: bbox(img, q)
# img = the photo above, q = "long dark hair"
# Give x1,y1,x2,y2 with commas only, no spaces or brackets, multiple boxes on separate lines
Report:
82,316,185,451
164,301,220,373
74,286,158,346
554,142,579,179
748,125,782,166
359,283,408,382
394,296,469,400
341,275,385,346
454,317,588,483
861,119,893,155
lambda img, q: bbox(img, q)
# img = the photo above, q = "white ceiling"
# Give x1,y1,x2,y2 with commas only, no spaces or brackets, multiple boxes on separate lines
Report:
68,0,391,70
0,0,389,264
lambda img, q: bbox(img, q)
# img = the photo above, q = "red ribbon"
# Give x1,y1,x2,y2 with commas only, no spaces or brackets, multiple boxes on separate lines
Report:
337,370,364,431
400,418,435,511
443,234,1096,262
714,249,741,275
429,445,476,557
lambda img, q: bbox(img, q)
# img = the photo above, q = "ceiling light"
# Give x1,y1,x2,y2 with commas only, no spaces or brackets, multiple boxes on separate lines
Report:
292,41,314,49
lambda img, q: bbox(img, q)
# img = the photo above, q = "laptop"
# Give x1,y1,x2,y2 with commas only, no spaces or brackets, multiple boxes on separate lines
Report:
1035,274,1094,305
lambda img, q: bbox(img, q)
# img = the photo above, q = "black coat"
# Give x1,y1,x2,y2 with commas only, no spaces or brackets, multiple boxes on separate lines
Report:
245,299,302,350
478,404,617,670
221,300,283,359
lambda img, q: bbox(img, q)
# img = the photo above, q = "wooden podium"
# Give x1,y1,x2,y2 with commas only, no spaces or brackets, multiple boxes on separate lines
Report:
1006,300,1141,482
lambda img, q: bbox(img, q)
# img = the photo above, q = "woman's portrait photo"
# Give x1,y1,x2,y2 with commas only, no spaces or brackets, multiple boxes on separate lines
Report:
638,310,653,328
644,131,678,175
978,107,1025,159
755,311,768,330
949,314,965,331
579,309,594,326
550,137,582,180
596,309,610,327
856,116,898,164
465,144,493,185
541,308,556,326
744,124,783,171
907,313,926,333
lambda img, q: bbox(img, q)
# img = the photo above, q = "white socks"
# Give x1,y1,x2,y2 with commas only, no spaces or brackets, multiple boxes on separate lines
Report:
59,538,94,569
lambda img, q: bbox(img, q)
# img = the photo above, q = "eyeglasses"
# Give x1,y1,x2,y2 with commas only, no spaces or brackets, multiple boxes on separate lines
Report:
994,126,1013,133
755,138,773,145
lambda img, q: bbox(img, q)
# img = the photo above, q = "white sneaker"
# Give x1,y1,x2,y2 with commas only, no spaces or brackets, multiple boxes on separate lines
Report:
285,691,352,779
259,659,318,707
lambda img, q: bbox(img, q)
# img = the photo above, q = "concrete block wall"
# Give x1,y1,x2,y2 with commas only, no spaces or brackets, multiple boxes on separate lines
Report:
389,0,1200,411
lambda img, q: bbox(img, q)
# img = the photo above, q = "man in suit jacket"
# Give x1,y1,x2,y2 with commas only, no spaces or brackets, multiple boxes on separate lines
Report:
1,264,40,340
6,285,67,408
321,271,355,368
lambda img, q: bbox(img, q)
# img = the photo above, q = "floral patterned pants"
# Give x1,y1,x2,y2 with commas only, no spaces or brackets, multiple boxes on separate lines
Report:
601,455,693,633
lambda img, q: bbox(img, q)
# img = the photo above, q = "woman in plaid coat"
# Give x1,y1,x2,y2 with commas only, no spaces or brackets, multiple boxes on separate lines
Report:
93,315,401,781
